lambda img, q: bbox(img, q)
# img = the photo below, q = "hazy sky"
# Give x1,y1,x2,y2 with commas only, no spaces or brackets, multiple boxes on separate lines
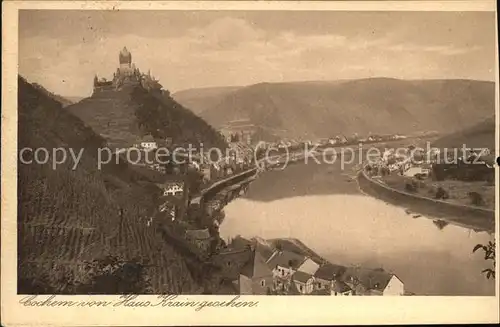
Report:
19,10,496,97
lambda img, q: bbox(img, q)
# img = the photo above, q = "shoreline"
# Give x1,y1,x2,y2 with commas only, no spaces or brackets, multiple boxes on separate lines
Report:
357,167,495,234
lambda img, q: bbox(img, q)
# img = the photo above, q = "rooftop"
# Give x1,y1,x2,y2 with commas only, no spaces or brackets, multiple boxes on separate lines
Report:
240,249,273,279
266,250,307,270
314,263,347,281
292,270,313,283
340,267,395,291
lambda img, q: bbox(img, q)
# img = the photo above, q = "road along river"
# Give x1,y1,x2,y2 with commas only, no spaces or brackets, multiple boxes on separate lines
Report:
219,158,495,295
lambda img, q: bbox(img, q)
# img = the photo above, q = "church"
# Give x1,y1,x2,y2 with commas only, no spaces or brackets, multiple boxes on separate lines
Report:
93,47,163,94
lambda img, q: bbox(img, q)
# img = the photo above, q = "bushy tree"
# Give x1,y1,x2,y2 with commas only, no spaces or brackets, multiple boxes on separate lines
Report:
473,240,495,280
468,191,484,206
78,255,153,294
435,186,449,199
405,182,417,192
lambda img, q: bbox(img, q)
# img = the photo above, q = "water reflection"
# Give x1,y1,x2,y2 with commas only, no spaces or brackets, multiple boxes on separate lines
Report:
433,219,449,231
219,162,495,295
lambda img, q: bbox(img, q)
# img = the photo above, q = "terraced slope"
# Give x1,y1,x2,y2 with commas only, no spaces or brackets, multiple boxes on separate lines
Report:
67,86,227,150
17,76,201,294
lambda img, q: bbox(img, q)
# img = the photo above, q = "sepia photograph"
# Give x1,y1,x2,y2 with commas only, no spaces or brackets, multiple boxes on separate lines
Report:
1,0,499,325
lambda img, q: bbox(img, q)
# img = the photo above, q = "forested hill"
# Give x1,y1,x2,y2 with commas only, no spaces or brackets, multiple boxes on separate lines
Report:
175,78,495,141
31,82,75,107
17,76,201,294
172,86,243,115
432,116,496,150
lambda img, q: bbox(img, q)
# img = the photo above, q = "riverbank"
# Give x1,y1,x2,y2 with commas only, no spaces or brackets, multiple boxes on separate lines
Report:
221,159,495,295
357,168,495,233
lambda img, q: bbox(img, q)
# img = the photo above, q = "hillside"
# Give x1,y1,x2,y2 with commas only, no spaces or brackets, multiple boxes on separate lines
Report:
17,76,202,294
432,116,496,150
176,78,495,141
66,85,227,150
172,86,243,115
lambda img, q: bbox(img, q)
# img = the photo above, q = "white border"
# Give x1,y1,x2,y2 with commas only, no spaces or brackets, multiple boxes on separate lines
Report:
2,1,499,326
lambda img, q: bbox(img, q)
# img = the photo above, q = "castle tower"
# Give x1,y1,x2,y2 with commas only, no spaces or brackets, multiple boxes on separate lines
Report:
119,47,132,69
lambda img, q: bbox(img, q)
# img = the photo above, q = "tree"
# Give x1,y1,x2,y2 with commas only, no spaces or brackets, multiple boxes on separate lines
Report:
473,240,495,280
435,186,449,200
187,169,204,195
468,192,484,206
432,219,449,231
78,255,153,294
405,182,417,193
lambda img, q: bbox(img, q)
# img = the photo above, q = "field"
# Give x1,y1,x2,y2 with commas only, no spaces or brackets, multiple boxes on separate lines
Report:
380,174,495,210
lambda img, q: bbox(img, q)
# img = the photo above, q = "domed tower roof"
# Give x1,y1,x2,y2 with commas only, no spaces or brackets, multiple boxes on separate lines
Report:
119,46,132,65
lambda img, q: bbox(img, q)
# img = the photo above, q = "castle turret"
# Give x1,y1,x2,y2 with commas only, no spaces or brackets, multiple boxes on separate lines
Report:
119,47,132,68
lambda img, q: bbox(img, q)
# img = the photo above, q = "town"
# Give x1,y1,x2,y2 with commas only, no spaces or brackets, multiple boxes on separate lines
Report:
86,48,416,296
16,38,496,297
210,236,406,295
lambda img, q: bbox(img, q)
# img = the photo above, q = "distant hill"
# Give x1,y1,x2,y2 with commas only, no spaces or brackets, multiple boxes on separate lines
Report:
64,96,86,104
66,84,227,150
172,86,243,115
175,78,495,141
432,116,496,150
18,76,200,294
31,82,75,107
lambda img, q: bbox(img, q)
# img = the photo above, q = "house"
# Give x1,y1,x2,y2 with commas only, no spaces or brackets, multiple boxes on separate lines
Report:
228,236,275,263
211,247,254,285
185,228,212,252
340,267,404,296
140,134,158,150
330,280,353,296
291,271,315,294
403,166,430,178
238,249,274,295
314,263,347,291
477,153,496,168
266,249,307,279
162,183,184,197
266,250,308,293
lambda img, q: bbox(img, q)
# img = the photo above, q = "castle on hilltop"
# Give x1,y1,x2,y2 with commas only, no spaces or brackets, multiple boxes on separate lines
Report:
93,47,163,94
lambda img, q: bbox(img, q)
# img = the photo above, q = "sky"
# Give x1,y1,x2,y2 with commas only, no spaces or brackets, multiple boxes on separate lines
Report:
19,10,496,97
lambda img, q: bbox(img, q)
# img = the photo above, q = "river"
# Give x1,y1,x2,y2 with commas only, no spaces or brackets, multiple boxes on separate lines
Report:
219,159,495,295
